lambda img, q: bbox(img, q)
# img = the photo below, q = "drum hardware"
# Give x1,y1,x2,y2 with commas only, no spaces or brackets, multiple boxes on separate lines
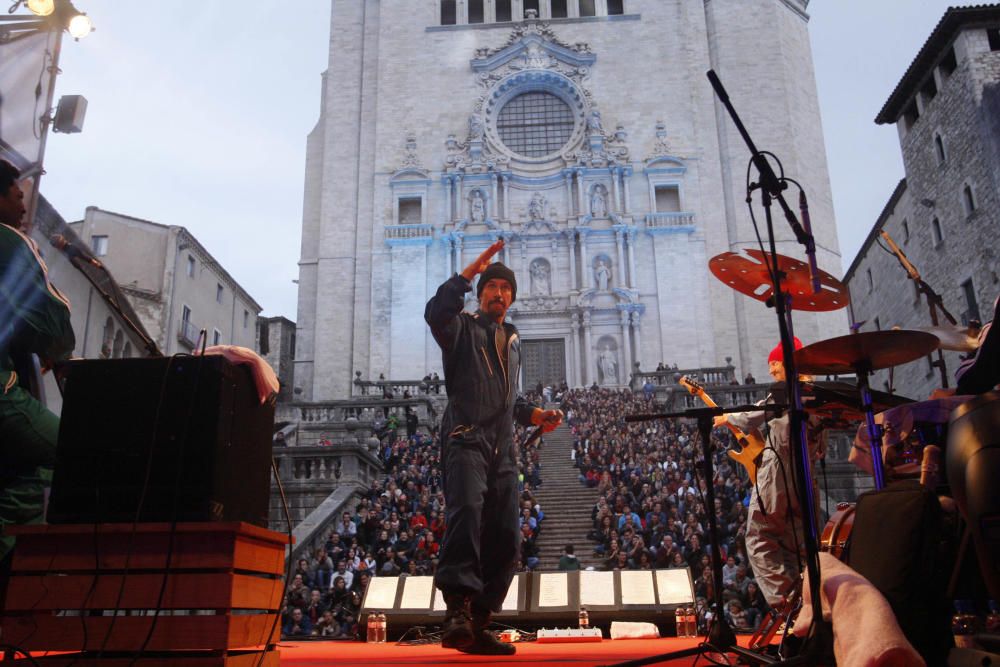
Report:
708,248,848,313
794,330,938,490
917,323,981,353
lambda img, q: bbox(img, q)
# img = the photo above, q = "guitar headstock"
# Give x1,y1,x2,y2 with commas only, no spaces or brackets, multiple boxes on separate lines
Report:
678,375,705,397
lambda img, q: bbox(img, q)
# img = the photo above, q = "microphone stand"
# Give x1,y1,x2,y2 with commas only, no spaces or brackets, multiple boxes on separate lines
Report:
705,69,830,663
607,404,789,667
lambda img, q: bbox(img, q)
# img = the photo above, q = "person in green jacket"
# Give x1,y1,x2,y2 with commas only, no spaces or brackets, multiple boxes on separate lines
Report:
0,160,75,603
558,544,582,571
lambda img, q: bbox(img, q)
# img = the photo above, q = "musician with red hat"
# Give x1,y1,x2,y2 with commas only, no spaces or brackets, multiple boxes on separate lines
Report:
714,337,823,611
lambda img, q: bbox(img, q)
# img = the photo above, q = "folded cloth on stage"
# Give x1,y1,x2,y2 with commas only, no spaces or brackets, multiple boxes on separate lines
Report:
792,552,924,667
609,621,659,640
197,345,280,404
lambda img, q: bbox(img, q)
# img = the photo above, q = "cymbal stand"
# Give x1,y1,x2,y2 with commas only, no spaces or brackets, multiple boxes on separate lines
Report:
706,69,830,662
879,230,958,388
854,360,887,490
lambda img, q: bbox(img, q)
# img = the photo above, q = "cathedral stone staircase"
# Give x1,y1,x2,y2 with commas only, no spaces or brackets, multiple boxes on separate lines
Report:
530,423,604,570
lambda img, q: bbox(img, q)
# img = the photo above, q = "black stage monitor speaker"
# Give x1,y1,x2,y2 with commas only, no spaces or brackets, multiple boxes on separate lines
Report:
48,355,274,527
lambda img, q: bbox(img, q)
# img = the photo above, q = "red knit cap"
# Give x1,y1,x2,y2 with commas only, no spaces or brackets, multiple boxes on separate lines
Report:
768,337,803,364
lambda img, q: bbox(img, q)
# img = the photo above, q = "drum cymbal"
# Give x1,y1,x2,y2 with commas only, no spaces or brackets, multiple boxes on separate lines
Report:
917,324,981,352
708,249,848,312
794,331,939,375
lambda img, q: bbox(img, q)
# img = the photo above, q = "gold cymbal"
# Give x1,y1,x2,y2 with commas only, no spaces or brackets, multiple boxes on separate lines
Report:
917,324,981,352
794,330,939,375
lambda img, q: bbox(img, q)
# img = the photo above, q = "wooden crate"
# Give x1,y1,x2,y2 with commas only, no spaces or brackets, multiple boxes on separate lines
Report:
2,522,289,658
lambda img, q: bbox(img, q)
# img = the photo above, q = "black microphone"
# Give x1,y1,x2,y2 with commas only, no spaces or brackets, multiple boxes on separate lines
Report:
50,234,103,269
799,190,820,295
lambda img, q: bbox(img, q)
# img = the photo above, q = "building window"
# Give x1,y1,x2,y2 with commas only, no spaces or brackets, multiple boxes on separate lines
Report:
608,0,625,14
874,317,881,331
920,76,937,102
101,316,114,358
962,184,976,217
962,279,981,325
902,101,919,129
940,47,957,76
654,185,680,212
496,91,575,158
243,309,249,328
182,305,192,325
216,283,224,303
469,0,484,23
523,0,539,18
112,330,124,358
122,342,132,358
931,217,943,246
440,0,456,25
902,219,910,243
866,268,873,291
91,235,108,256
259,320,270,355
399,197,422,224
988,28,1000,51
579,0,596,16
186,255,195,277
496,0,511,21
934,134,946,164
551,0,568,18
213,329,222,346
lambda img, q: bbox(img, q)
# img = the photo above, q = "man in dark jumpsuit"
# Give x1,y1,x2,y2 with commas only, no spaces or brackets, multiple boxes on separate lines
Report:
0,160,75,606
425,239,562,655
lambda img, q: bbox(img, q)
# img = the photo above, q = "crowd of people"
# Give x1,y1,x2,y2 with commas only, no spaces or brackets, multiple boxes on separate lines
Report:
281,409,547,639
566,386,772,632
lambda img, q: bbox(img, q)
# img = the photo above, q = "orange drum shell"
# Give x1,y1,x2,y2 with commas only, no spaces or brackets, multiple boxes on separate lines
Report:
820,502,856,561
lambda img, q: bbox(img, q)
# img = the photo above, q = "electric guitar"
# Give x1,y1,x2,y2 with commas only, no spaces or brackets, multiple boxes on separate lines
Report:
678,375,765,485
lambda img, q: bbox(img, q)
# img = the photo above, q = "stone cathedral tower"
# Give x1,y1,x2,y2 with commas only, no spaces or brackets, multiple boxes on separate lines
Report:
294,0,847,401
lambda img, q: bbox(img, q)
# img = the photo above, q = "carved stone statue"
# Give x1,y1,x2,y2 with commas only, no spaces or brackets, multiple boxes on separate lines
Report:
595,259,611,291
590,185,607,217
470,190,486,223
587,110,603,133
599,347,618,385
530,260,551,296
469,113,484,140
528,192,546,221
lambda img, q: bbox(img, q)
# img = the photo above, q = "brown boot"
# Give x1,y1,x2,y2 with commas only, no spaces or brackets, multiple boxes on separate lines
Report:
459,608,516,656
441,594,474,650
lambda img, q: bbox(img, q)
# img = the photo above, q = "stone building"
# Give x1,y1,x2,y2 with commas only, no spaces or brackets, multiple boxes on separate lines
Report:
295,0,848,401
69,207,262,356
844,6,1000,400
259,315,297,403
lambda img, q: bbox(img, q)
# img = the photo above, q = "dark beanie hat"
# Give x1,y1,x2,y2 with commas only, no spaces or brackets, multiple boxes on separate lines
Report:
477,262,517,303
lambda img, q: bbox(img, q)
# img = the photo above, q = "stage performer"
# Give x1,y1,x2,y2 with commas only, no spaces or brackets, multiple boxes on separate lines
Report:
714,338,821,610
0,160,75,603
425,239,562,656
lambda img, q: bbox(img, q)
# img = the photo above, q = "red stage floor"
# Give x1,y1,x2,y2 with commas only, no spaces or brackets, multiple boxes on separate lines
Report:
277,637,719,666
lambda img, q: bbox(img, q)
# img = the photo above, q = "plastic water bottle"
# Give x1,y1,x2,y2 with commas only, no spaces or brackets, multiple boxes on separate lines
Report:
951,600,977,649
578,607,590,629
685,606,697,638
377,612,387,643
675,607,686,637
366,611,378,642
986,601,1000,634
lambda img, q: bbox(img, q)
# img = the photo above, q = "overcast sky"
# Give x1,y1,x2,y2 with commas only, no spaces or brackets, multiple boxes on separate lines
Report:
39,1,961,320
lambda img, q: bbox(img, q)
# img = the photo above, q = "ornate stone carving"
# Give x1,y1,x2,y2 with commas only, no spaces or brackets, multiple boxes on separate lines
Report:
595,258,611,291
650,120,672,157
529,258,551,296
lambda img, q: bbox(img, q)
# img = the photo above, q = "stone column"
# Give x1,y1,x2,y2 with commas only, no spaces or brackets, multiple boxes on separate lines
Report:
568,0,580,18
622,168,631,214
580,229,592,289
620,310,632,381
631,310,642,371
582,310,593,385
445,236,454,276
569,313,580,386
455,233,464,271
626,228,637,288
564,172,575,216
444,175,453,222
615,229,626,286
491,174,499,219
513,0,524,20
456,174,464,219
502,174,510,220
575,171,585,216
565,229,577,291
611,167,621,213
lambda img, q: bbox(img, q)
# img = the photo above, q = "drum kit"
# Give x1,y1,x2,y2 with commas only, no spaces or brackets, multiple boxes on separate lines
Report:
708,248,982,530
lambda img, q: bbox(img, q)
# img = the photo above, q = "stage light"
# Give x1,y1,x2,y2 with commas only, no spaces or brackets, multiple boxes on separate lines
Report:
66,11,91,39
26,0,54,16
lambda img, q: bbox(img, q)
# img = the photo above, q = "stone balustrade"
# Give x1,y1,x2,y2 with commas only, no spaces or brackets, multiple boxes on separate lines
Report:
352,378,445,397
634,364,737,387
644,211,696,229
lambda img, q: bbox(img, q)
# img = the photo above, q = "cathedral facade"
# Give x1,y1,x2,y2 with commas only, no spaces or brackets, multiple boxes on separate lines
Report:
295,0,848,401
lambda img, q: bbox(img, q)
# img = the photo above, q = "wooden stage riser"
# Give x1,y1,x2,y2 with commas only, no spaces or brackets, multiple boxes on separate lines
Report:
5,572,284,610
22,650,280,666
1,614,280,652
